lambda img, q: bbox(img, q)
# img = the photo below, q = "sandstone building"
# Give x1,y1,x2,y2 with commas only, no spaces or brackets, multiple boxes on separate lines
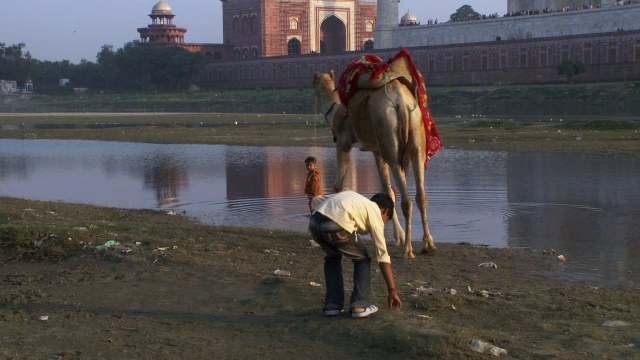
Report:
138,0,376,60
136,0,640,87
220,0,377,58
137,1,233,61
200,0,640,87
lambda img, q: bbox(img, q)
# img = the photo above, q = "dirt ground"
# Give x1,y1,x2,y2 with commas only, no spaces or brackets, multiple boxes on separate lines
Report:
1,113,639,359
1,197,639,359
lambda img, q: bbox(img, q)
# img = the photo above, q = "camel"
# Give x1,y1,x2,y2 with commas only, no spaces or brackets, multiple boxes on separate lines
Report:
312,69,437,259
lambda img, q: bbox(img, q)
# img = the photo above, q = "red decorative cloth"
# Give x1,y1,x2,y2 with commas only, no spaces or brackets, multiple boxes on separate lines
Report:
336,48,442,161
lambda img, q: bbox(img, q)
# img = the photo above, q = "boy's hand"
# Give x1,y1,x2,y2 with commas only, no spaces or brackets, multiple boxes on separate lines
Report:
388,288,402,309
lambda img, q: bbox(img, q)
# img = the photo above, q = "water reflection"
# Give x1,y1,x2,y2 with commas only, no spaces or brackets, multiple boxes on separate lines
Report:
0,139,638,285
505,153,640,283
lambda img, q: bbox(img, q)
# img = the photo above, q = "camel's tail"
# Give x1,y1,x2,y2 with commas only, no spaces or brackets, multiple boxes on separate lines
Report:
397,100,412,172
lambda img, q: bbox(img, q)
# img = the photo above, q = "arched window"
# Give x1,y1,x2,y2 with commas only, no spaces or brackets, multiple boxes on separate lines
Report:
234,49,241,59
232,17,240,32
242,16,249,33
250,15,257,34
214,52,222,60
365,21,374,32
205,52,213,61
288,38,301,55
242,48,250,58
252,48,259,58
364,40,374,51
290,18,298,30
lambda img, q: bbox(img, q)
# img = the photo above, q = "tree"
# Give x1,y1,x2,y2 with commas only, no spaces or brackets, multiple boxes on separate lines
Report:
0,43,31,81
114,42,205,91
450,5,480,22
97,45,118,91
557,60,586,82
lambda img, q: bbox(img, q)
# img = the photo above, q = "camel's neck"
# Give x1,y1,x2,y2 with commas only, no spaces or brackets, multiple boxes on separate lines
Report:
318,89,340,113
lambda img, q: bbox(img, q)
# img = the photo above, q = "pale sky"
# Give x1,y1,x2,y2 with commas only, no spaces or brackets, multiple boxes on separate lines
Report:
1,0,506,63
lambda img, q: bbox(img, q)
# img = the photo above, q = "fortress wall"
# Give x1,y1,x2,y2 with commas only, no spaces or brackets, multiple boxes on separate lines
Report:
197,30,640,88
508,0,605,13
392,4,640,48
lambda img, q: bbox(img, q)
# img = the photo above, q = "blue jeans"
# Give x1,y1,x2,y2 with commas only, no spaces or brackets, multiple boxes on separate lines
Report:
309,212,372,311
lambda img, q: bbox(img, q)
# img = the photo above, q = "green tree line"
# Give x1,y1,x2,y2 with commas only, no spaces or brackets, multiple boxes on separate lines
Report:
0,41,205,94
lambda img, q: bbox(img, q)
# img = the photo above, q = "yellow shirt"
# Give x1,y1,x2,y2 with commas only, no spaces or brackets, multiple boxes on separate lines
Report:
313,191,391,263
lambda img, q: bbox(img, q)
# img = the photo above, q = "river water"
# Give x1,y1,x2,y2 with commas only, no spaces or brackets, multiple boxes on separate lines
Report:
0,139,638,285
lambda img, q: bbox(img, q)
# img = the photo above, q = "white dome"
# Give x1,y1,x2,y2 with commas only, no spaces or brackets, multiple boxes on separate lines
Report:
152,1,173,15
401,11,418,23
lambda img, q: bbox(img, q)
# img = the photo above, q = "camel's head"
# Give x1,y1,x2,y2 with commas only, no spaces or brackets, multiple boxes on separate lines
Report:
312,71,337,97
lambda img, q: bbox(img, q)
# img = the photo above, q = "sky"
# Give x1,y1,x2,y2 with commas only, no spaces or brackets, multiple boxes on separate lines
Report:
1,0,506,64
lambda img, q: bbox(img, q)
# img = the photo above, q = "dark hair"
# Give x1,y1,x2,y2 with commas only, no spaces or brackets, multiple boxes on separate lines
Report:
305,156,317,164
370,193,394,218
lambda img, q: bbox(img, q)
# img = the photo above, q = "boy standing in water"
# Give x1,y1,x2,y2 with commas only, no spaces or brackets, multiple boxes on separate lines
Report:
304,156,323,213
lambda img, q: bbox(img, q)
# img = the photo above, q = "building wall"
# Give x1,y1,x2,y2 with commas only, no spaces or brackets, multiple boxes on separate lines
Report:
0,80,19,94
222,0,263,58
390,4,640,49
507,0,622,12
222,0,376,58
196,30,640,88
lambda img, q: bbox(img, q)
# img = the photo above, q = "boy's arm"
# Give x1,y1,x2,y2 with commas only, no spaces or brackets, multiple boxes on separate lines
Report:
379,262,402,309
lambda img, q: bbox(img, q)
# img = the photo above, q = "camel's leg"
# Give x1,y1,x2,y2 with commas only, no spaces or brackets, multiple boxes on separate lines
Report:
373,152,405,247
388,164,414,259
333,142,352,192
411,152,437,254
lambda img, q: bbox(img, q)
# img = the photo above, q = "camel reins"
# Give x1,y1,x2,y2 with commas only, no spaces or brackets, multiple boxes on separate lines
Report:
324,101,339,122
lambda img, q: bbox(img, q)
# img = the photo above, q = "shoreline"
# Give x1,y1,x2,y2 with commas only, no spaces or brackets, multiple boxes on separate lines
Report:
0,112,638,155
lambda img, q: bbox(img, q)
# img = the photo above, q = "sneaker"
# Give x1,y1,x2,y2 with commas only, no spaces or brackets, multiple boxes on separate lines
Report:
324,309,343,316
351,305,378,319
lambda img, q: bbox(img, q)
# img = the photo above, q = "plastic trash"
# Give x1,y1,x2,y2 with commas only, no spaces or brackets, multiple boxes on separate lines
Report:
558,255,567,262
478,262,498,269
309,282,322,287
416,286,437,294
95,240,120,249
274,269,291,277
470,340,508,356
38,315,49,321
602,320,630,327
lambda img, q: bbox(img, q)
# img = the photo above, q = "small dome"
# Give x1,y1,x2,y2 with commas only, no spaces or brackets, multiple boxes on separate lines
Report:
152,1,173,15
401,11,418,23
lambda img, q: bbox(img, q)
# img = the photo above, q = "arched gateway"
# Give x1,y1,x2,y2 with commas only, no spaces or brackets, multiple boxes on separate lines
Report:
320,15,346,54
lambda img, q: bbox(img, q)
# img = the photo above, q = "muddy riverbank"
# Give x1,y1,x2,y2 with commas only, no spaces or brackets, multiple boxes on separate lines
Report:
1,196,639,359
1,112,639,156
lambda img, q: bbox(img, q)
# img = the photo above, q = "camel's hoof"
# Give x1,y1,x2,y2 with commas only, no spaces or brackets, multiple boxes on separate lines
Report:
404,252,416,259
421,245,437,254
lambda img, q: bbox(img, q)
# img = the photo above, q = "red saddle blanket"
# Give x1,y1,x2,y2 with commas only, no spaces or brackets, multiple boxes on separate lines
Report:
337,48,443,161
